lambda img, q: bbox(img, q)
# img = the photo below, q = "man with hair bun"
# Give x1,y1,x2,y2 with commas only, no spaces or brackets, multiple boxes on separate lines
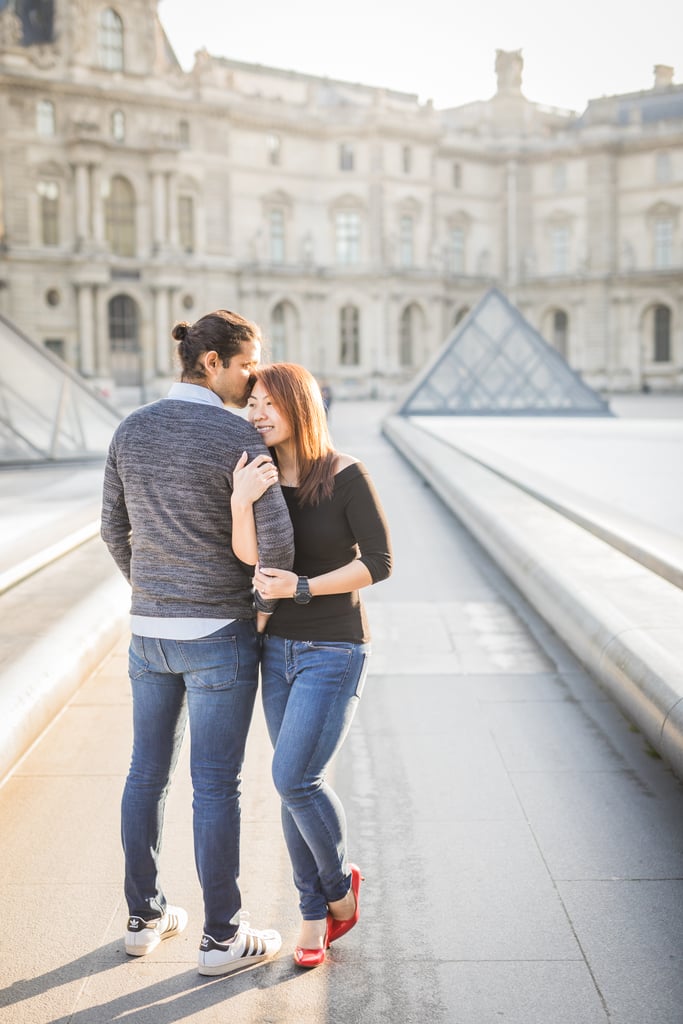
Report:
101,308,294,976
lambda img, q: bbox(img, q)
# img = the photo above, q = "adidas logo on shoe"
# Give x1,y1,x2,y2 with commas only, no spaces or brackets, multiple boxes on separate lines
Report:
197,919,282,976
125,905,188,956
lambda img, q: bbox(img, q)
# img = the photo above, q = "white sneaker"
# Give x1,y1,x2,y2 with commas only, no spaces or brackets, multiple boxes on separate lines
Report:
197,917,282,976
125,905,188,956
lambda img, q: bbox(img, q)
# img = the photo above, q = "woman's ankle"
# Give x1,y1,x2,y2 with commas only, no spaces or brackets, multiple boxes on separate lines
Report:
328,888,356,922
298,917,328,949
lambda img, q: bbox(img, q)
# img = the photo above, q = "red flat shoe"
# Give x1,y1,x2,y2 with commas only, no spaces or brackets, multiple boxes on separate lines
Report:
293,920,329,969
327,863,364,945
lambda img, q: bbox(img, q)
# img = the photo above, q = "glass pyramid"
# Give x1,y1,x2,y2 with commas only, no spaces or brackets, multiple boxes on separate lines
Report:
0,314,122,463
397,288,612,417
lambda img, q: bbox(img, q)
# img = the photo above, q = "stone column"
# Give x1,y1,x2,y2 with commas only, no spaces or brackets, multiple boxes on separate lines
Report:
76,283,95,375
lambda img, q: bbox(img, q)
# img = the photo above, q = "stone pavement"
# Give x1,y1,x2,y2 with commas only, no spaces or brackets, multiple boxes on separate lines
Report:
0,399,682,1023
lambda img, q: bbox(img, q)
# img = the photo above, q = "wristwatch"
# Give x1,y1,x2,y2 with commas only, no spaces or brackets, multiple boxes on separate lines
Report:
293,576,312,604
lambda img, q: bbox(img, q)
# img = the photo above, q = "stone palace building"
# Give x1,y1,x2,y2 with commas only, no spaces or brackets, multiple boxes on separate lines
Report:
0,0,682,398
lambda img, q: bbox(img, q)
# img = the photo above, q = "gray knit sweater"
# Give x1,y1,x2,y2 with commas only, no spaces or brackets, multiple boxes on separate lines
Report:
101,397,294,619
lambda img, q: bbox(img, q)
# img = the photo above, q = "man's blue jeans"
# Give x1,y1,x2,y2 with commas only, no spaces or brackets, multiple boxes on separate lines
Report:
261,634,370,920
121,620,259,941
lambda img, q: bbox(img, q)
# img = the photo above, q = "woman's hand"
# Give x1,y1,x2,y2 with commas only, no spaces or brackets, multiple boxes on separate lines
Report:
232,451,279,506
253,565,298,600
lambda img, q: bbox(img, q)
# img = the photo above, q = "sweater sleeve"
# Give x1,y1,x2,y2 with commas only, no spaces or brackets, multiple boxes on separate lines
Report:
100,434,132,582
229,436,295,613
344,466,393,583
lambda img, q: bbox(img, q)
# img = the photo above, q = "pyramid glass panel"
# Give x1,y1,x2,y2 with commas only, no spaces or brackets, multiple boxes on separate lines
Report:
0,315,122,463
397,288,612,417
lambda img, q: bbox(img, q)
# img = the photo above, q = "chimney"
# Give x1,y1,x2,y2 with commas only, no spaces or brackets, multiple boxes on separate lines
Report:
653,65,674,90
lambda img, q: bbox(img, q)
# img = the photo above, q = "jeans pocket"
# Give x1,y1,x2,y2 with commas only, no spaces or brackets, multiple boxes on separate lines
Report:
181,635,240,691
128,638,150,681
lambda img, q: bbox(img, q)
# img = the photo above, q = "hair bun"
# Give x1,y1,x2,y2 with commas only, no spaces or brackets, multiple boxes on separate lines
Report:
172,321,190,343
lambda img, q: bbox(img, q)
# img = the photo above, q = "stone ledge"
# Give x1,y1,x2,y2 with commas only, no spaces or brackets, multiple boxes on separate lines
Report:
383,415,683,781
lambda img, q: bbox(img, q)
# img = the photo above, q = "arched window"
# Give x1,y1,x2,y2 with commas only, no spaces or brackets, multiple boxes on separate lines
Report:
105,175,136,257
99,8,124,71
339,305,360,366
553,310,569,358
653,305,671,362
270,301,299,361
108,294,140,386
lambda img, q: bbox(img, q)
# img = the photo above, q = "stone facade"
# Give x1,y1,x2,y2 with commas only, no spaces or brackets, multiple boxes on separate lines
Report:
0,1,681,398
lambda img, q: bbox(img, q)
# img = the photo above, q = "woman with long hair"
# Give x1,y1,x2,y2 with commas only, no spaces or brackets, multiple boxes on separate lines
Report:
231,362,392,967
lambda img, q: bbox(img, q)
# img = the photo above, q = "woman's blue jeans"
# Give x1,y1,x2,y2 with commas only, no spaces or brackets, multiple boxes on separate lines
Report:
261,634,370,920
121,620,259,941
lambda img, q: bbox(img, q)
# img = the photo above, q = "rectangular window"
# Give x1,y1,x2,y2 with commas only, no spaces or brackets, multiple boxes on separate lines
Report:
178,195,194,253
655,152,672,184
266,133,281,166
654,219,673,268
552,162,567,192
339,143,354,171
452,162,462,189
38,181,59,246
402,145,412,174
178,120,190,147
44,339,65,359
335,211,360,265
269,208,285,263
36,99,55,137
339,305,360,366
551,226,569,274
399,215,414,267
111,110,125,142
449,227,464,273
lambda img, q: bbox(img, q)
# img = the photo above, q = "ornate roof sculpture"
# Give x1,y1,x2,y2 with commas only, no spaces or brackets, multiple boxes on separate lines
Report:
397,288,612,417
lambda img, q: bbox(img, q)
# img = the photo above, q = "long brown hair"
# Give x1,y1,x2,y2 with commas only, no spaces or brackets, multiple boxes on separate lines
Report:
253,363,336,506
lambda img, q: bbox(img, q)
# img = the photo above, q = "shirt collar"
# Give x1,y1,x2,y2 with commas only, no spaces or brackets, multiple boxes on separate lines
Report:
166,382,224,408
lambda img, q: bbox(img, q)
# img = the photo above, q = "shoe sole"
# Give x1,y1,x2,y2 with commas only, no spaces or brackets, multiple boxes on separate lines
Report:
125,927,184,957
197,951,278,976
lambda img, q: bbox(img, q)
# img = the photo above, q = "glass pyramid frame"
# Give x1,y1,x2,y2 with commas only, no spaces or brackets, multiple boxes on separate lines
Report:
397,288,612,417
0,313,122,463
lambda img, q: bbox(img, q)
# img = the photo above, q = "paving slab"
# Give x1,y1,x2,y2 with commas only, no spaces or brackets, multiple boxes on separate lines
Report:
0,399,682,1023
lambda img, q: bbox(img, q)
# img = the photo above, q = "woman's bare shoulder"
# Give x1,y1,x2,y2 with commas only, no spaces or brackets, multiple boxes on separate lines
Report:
333,452,360,473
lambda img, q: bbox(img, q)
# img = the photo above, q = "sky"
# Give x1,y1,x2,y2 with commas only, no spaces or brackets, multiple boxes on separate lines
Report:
158,0,682,114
